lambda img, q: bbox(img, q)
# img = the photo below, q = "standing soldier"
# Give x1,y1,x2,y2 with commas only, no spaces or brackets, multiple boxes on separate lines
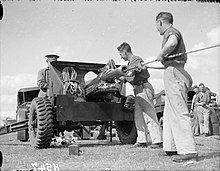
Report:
117,42,163,148
195,83,217,137
190,85,200,136
37,54,59,97
155,12,197,162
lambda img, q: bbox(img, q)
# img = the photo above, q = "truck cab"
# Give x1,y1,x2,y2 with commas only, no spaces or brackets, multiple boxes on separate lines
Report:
16,87,39,141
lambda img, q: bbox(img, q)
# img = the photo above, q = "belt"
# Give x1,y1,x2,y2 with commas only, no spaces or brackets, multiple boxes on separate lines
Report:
132,79,148,86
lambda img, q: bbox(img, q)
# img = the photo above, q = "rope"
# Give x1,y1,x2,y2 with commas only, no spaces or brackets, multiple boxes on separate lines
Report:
125,44,220,72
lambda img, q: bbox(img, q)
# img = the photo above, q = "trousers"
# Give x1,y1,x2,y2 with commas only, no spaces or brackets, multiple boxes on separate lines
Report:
163,66,196,154
191,107,200,135
134,82,162,144
197,105,211,134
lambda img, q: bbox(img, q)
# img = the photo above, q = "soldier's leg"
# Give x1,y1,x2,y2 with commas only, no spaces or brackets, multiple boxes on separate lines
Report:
194,108,200,135
197,106,204,134
145,114,162,144
97,122,107,140
163,94,177,152
164,67,196,154
140,83,162,144
134,98,148,143
203,108,211,134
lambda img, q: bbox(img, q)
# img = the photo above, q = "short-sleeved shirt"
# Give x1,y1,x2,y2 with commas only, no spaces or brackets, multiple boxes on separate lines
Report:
128,56,150,85
162,26,187,67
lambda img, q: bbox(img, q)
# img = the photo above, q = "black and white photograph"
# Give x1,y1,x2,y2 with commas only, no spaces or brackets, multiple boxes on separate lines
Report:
0,0,220,170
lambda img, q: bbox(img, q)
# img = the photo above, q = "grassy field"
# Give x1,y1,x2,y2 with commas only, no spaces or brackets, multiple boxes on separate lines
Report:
0,132,220,171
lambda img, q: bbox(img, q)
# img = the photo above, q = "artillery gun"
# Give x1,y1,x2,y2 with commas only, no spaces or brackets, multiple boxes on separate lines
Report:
1,60,219,148
0,60,142,148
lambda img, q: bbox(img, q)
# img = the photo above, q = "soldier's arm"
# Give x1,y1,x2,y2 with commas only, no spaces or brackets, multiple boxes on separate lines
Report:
157,34,178,61
129,57,144,74
190,95,196,112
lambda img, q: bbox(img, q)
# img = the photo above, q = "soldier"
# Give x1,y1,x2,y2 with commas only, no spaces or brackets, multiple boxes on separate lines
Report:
195,83,217,136
155,12,197,162
117,42,163,148
190,85,200,136
37,54,59,97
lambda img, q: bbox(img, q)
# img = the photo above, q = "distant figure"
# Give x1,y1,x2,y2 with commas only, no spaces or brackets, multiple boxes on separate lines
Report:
37,54,59,97
190,85,200,136
155,12,197,162
195,83,217,137
117,42,163,148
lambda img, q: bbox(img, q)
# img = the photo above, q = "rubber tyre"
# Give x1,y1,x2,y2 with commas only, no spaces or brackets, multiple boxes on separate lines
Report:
29,97,54,148
115,121,137,144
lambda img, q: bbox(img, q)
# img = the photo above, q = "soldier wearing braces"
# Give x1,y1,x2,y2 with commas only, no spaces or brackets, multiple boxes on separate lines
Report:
117,42,163,148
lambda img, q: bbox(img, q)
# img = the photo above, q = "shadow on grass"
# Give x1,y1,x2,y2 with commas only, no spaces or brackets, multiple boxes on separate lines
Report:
0,143,30,146
50,140,123,148
78,140,123,147
198,151,220,161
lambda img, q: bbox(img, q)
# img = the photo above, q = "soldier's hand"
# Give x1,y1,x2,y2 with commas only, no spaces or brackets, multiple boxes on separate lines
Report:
117,76,126,83
157,55,164,62
137,63,146,70
43,83,48,89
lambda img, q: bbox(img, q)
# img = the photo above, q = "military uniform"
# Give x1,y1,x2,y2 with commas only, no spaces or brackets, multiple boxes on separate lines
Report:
37,54,59,97
195,90,216,135
128,56,162,144
161,26,196,154
191,94,200,135
37,67,49,97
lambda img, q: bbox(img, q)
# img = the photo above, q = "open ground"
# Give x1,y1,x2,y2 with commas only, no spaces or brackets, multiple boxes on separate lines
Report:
1,132,220,171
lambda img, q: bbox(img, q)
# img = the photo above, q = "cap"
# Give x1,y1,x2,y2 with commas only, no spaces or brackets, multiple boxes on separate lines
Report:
45,54,60,59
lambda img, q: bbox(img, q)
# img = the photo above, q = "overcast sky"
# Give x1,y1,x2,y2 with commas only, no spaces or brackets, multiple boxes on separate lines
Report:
1,1,220,119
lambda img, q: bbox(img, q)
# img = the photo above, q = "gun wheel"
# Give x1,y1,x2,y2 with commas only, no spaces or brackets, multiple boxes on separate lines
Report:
29,97,54,148
115,121,137,144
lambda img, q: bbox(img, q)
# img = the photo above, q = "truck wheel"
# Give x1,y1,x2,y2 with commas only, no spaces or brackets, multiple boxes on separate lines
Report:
115,121,137,144
29,97,54,148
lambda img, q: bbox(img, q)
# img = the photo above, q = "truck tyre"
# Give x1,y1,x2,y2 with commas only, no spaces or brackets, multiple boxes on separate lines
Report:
29,97,54,148
115,121,137,144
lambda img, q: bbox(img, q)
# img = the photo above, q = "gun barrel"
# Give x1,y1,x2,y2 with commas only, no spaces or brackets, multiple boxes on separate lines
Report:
100,65,128,82
0,119,28,135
